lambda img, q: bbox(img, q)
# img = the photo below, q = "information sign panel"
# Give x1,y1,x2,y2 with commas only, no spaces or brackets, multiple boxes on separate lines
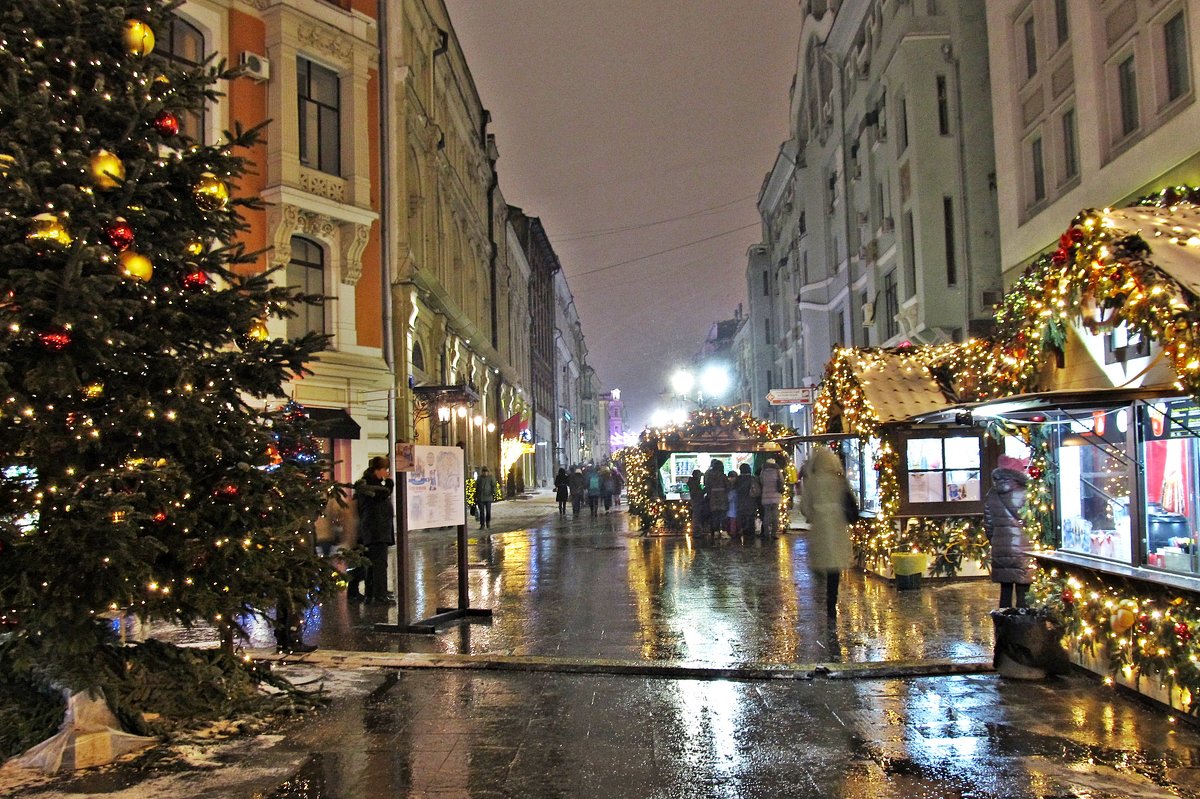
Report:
404,445,466,530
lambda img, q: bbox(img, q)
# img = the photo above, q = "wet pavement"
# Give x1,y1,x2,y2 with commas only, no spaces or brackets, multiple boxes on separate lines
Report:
10,492,1200,798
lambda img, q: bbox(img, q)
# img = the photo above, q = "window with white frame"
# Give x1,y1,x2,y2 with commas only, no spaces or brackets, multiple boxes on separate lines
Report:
1116,53,1140,138
1023,14,1038,80
287,236,326,339
298,57,340,175
1054,0,1069,48
1061,107,1079,181
1162,9,1190,104
1030,135,1046,203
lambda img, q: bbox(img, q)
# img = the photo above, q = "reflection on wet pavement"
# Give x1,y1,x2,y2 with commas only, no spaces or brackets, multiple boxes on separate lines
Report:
130,496,997,667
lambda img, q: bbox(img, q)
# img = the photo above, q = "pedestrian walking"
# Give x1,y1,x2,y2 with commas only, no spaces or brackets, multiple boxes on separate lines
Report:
758,457,785,539
568,467,586,517
726,470,739,538
799,447,855,619
354,456,395,604
686,469,707,534
586,466,602,517
600,465,615,513
983,457,1034,608
704,460,729,537
554,467,570,516
610,468,625,506
735,463,757,537
476,466,497,529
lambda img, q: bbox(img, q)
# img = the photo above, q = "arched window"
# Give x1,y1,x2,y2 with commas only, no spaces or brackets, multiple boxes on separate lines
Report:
287,236,325,339
164,16,206,143
412,341,425,373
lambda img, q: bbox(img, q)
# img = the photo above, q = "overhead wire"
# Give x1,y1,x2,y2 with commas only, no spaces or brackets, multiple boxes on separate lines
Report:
568,222,761,279
550,193,758,243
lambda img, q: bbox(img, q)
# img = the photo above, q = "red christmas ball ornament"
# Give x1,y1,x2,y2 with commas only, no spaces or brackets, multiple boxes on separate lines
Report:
1136,613,1151,634
1068,226,1084,243
214,482,240,499
873,462,883,471
102,217,135,251
182,268,209,290
1176,621,1193,643
152,511,167,523
152,110,179,137
1061,589,1075,605
1029,466,1043,479
1059,233,1073,249
1051,248,1069,266
39,327,71,351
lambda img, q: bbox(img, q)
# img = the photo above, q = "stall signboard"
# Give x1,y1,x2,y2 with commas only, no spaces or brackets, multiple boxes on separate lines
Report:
766,387,814,406
404,445,466,530
1145,400,1200,441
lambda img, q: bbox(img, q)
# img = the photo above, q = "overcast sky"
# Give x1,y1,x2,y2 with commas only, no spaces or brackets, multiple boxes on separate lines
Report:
443,0,800,431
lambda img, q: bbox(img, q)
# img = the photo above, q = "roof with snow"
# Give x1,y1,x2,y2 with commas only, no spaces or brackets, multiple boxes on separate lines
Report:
844,349,954,424
1103,204,1200,296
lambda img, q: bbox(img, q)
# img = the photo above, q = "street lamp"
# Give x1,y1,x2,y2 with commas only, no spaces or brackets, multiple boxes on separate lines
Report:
670,369,695,397
699,365,730,400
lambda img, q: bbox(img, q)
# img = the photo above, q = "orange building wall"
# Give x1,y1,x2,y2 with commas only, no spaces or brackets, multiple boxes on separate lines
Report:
356,67,383,348
226,10,269,273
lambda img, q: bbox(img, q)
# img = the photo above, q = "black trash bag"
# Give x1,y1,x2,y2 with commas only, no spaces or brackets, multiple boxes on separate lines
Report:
990,607,1071,679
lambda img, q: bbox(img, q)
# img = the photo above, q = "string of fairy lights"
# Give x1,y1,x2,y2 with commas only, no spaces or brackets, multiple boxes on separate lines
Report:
811,186,1200,712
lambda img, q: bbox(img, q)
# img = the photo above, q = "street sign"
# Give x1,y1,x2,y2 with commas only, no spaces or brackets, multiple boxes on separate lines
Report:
766,387,815,405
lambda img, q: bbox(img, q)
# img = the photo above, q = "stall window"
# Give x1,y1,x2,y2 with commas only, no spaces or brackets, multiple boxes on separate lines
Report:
1141,401,1199,574
843,437,881,513
905,435,981,504
1055,408,1132,562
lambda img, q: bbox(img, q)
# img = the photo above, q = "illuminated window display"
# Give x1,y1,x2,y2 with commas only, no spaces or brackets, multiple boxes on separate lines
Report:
658,452,751,500
904,435,981,504
1141,400,1199,574
1053,408,1132,563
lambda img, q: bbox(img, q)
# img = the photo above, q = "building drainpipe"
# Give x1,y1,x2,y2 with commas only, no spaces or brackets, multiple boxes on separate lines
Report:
483,115,501,475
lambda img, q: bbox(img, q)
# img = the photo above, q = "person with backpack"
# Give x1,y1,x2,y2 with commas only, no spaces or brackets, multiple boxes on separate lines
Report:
586,466,603,517
757,457,786,539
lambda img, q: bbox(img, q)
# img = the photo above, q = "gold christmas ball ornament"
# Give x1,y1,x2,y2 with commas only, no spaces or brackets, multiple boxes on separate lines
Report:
247,320,270,341
0,154,15,177
123,19,155,57
1110,600,1138,634
90,149,125,189
83,382,105,400
186,239,206,256
192,172,229,211
27,213,72,248
118,250,153,281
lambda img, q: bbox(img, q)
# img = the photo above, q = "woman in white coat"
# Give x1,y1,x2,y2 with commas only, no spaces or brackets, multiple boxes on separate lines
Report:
799,447,856,618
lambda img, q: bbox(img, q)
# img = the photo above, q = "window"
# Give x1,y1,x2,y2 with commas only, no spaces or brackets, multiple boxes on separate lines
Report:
1055,408,1132,562
936,75,950,135
286,236,325,339
1054,0,1069,47
883,269,899,339
1061,109,1078,180
942,196,957,286
412,341,425,372
1142,401,1200,573
1164,11,1190,103
298,57,341,175
163,16,206,143
798,211,807,236
765,316,772,343
903,211,916,299
905,436,981,504
833,308,845,347
1024,16,1038,79
1117,54,1139,137
762,270,769,296
1030,136,1046,202
897,95,909,151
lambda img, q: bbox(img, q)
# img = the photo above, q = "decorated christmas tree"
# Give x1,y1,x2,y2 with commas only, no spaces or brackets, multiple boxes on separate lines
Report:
0,0,333,748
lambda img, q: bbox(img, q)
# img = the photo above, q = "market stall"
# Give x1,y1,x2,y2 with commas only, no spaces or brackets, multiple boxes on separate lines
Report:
932,188,1200,712
811,346,1012,580
626,406,794,533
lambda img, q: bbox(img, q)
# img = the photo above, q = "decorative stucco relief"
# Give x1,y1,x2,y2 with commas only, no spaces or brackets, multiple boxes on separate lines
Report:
297,24,353,62
340,222,371,286
298,170,346,203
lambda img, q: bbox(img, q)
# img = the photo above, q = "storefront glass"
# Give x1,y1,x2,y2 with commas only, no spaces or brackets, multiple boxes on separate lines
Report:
1140,400,1199,574
1054,408,1132,562
843,438,881,513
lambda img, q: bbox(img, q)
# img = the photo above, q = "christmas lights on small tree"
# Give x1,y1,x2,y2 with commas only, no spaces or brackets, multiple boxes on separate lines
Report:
0,0,333,746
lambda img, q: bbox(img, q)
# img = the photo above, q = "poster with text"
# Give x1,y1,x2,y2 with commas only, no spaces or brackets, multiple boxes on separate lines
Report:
405,445,466,530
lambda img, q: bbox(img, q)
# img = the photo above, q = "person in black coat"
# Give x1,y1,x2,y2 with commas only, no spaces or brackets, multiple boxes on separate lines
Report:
983,463,1033,608
554,468,570,516
355,455,395,603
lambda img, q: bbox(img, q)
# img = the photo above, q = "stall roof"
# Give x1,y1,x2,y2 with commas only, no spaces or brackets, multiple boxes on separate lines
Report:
846,350,954,423
905,386,1181,425
1106,205,1200,296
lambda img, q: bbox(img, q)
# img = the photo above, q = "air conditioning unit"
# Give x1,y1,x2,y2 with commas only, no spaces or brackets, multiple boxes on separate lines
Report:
240,51,271,82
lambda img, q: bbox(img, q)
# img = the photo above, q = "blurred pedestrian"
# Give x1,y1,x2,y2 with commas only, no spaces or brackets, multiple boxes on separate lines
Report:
476,466,497,529
799,447,855,619
686,469,707,534
586,466,603,517
354,456,395,604
704,460,729,537
758,457,785,539
983,457,1034,608
568,467,586,517
610,468,625,506
600,465,615,512
554,467,570,516
726,470,739,537
735,463,757,537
